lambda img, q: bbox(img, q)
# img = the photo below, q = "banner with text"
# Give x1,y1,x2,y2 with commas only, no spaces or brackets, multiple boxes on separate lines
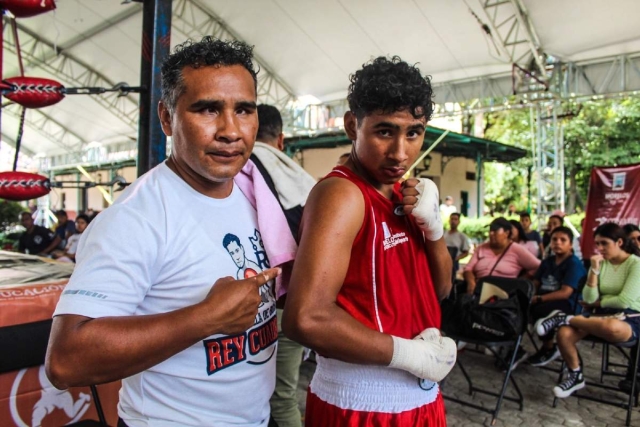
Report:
581,163,640,258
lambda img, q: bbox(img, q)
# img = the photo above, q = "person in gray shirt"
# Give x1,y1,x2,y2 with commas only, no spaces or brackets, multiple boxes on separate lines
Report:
444,213,470,283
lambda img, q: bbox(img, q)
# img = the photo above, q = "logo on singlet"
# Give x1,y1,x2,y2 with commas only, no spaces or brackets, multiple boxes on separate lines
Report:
381,222,409,251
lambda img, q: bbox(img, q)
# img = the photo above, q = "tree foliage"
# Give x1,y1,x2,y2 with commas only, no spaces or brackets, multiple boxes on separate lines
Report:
482,98,640,213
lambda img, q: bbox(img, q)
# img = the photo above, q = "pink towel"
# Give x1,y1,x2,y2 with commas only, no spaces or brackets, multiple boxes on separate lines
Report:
235,159,297,298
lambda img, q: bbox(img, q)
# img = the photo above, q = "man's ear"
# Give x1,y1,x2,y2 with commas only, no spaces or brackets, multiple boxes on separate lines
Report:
158,101,173,137
344,111,357,141
277,133,285,151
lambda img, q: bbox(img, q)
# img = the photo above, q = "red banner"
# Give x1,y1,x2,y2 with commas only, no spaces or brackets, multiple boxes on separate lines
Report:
581,163,640,258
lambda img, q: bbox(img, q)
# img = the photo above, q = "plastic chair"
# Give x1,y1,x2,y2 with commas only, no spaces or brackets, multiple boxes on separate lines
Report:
0,319,108,426
442,276,534,425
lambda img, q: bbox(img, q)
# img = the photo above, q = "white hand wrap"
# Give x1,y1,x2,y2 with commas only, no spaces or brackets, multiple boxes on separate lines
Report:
388,328,457,382
411,178,443,241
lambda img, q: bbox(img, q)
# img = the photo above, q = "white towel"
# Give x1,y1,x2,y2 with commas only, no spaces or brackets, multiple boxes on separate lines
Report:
252,142,317,210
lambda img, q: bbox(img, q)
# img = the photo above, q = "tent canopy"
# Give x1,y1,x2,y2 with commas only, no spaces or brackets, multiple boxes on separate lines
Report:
2,0,639,157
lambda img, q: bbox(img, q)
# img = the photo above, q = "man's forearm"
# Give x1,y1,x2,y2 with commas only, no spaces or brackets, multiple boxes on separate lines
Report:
424,237,452,300
47,305,214,388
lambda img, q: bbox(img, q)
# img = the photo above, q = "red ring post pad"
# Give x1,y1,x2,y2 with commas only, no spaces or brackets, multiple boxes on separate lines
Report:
0,171,51,201
0,0,56,18
3,77,65,109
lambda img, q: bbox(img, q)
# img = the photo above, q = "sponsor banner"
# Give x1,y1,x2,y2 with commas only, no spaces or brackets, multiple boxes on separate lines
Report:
581,163,640,258
0,367,120,427
0,280,68,327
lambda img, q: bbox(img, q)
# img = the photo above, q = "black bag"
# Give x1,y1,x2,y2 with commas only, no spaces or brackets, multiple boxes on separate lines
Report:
441,282,525,342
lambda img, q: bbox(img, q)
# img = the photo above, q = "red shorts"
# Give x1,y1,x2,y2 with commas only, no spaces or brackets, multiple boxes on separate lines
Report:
305,389,446,427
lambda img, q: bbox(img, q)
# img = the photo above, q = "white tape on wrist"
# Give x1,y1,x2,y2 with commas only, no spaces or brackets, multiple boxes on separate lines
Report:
411,178,444,241
389,328,456,382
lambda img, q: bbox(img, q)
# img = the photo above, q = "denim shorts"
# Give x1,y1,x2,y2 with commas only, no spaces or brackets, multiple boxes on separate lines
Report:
588,308,640,344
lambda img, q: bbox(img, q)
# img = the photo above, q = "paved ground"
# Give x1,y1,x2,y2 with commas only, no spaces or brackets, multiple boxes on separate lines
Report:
296,337,640,426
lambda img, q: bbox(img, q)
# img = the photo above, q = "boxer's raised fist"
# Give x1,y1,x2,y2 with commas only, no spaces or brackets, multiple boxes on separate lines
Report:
401,178,443,241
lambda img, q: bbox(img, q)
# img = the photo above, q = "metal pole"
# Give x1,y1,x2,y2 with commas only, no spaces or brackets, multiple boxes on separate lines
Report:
137,0,172,177
476,151,482,218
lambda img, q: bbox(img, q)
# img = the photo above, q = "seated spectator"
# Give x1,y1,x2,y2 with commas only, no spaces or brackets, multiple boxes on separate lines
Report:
54,210,76,249
17,212,61,256
520,212,544,257
542,214,564,258
535,223,640,398
445,213,470,283
624,224,640,249
63,214,90,262
509,219,540,258
528,227,586,367
463,217,541,295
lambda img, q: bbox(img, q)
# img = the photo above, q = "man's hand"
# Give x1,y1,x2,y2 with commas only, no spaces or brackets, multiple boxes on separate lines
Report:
388,328,456,382
401,178,443,241
200,267,281,336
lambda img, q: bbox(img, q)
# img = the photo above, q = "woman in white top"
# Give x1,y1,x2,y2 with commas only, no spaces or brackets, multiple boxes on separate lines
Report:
64,214,90,262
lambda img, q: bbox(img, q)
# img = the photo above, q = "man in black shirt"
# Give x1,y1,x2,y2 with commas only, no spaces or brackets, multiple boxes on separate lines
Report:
18,212,61,256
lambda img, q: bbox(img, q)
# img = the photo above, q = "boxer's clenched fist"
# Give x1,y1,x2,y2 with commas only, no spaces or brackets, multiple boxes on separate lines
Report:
388,328,457,382
401,178,443,241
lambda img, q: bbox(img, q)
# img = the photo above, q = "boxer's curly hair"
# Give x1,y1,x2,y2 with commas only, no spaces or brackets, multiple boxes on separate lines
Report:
347,56,434,123
161,36,258,113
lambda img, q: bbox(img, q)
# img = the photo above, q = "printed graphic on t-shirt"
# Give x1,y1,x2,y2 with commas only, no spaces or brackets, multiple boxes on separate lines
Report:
540,274,560,292
204,229,277,375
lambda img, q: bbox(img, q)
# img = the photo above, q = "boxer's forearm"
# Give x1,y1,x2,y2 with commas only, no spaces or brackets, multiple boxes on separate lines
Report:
424,237,452,300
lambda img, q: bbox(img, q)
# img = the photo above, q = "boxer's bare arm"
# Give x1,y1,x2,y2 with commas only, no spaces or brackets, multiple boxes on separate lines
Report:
282,177,394,365
424,238,452,300
46,268,280,389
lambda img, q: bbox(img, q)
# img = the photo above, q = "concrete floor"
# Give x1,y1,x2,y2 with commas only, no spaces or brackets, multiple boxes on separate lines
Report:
295,338,640,426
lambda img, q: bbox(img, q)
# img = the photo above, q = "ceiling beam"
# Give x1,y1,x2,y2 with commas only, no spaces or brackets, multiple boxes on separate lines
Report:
2,103,84,155
2,18,139,129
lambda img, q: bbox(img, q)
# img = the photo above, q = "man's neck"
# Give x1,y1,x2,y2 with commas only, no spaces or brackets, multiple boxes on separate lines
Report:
448,228,458,234
554,252,571,264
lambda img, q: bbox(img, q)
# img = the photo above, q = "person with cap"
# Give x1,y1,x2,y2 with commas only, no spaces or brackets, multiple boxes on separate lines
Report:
463,217,541,295
440,195,456,218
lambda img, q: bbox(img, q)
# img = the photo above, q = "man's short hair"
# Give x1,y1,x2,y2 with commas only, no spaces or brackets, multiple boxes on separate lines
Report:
75,214,91,223
347,56,434,122
445,196,453,201
55,210,67,217
519,212,531,220
550,226,574,241
161,36,258,113
449,213,461,220
19,211,31,220
222,233,241,249
256,104,283,142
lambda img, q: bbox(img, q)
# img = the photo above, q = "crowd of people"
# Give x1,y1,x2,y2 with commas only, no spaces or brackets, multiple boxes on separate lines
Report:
16,209,96,263
4,35,634,427
444,208,640,399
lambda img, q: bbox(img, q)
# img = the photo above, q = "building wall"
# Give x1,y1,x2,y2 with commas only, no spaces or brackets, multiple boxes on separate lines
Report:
48,152,484,218
293,147,483,218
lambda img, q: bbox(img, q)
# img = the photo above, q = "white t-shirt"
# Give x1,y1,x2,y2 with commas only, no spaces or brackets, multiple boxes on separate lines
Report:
65,233,81,255
54,163,277,427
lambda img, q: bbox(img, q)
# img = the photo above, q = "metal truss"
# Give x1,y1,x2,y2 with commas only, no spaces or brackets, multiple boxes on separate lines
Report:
3,103,83,155
475,0,548,91
172,0,296,111
432,52,640,116
533,103,565,216
2,18,139,129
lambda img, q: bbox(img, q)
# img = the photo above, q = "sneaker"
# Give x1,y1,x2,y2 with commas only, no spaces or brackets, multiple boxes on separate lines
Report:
553,369,585,398
535,310,567,337
529,345,561,367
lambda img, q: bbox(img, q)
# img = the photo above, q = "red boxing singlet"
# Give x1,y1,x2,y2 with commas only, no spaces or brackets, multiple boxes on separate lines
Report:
328,166,441,338
306,167,446,425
